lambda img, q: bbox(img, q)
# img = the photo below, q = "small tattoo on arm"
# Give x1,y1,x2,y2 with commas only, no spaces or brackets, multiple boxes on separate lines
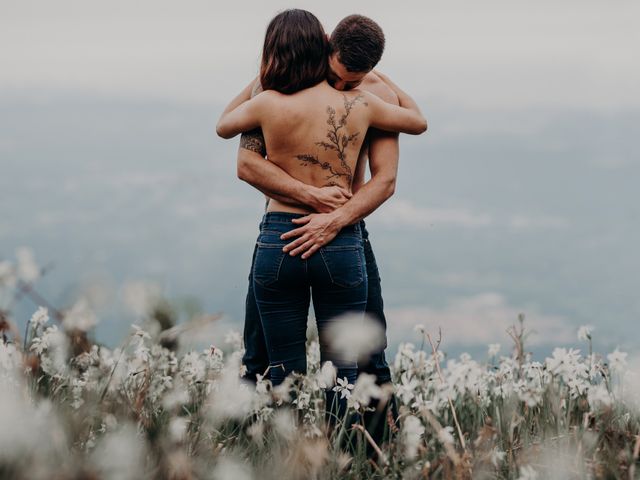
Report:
240,128,267,157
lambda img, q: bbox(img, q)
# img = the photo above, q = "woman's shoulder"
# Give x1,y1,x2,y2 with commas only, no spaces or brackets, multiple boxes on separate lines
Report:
253,89,283,103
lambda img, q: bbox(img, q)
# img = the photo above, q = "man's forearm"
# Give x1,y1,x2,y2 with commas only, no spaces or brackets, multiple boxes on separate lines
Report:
332,173,396,228
332,131,399,228
237,151,314,207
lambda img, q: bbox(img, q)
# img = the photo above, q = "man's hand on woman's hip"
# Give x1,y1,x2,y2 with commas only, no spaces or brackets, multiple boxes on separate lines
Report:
280,212,346,259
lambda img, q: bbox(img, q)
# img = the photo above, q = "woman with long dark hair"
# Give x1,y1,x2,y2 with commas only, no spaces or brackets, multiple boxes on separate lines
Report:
217,9,425,419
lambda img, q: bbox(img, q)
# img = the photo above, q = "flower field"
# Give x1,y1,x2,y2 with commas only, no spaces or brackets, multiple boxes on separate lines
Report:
1,253,640,479
2,309,639,479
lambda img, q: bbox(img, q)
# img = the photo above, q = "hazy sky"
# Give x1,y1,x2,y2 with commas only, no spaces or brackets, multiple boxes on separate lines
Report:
2,0,639,108
1,1,639,356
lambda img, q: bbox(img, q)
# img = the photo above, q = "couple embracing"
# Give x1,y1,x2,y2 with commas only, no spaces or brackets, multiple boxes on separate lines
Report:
217,9,426,445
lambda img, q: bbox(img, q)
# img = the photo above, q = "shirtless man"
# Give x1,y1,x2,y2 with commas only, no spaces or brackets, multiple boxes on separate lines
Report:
224,14,426,446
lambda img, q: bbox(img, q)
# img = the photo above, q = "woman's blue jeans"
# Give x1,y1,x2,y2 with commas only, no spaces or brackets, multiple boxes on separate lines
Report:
252,212,368,416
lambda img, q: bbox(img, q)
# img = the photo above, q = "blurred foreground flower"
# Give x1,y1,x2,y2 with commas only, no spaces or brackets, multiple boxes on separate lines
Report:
325,313,385,362
577,324,594,341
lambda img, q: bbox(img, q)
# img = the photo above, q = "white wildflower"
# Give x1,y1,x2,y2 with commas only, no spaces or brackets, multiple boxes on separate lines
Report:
516,384,542,407
0,390,64,463
460,352,472,363
180,351,206,384
518,465,538,480
490,449,506,467
130,324,152,364
255,373,270,395
32,325,69,376
212,456,254,480
0,343,22,381
272,376,295,404
224,330,243,350
206,355,253,423
488,343,501,357
122,280,161,317
62,298,98,332
91,424,146,480
332,377,354,400
437,425,455,445
293,391,311,410
272,410,297,440
587,383,613,410
411,392,437,412
131,323,151,340
546,348,587,383
0,260,17,288
16,246,39,282
162,381,190,410
413,324,426,335
566,375,589,398
306,339,321,368
396,372,419,404
29,306,49,328
316,361,336,389
168,417,188,443
247,422,265,443
402,415,424,460
607,348,628,371
577,325,594,341
326,313,384,362
203,345,225,372
349,373,382,409
70,377,86,409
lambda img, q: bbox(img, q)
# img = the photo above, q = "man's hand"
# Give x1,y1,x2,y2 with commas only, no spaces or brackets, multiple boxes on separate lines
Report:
309,186,352,213
280,212,345,259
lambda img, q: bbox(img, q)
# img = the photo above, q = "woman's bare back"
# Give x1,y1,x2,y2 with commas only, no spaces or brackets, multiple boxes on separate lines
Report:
259,81,370,213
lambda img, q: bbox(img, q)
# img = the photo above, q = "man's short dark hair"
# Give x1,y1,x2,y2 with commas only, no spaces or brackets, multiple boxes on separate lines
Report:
329,14,385,73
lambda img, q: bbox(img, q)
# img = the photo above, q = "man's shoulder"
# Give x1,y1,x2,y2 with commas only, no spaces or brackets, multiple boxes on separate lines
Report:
359,72,399,105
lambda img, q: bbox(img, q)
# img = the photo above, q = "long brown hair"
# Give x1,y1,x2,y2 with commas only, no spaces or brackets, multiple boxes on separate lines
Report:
260,9,328,94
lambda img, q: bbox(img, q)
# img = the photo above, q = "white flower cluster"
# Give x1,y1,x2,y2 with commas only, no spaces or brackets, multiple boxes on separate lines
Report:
0,304,636,479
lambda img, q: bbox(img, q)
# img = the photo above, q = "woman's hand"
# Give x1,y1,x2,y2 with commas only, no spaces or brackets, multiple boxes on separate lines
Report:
308,185,352,213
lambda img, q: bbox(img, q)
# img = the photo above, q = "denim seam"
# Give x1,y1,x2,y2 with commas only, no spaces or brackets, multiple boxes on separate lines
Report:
256,242,285,248
319,249,335,285
322,245,361,252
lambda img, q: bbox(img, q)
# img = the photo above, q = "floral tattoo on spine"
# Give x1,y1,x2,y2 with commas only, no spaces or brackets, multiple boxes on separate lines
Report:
295,94,367,187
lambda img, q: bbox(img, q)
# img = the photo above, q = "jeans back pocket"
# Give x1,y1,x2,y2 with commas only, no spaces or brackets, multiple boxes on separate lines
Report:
253,241,286,287
320,246,365,288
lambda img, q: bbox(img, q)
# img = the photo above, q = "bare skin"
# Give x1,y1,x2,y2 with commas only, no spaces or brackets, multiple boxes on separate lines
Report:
233,67,407,258
282,71,401,258
217,81,426,220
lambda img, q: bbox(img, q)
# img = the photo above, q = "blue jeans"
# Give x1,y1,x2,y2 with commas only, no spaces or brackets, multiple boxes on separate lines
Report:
242,220,392,385
252,213,368,390
243,217,397,448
